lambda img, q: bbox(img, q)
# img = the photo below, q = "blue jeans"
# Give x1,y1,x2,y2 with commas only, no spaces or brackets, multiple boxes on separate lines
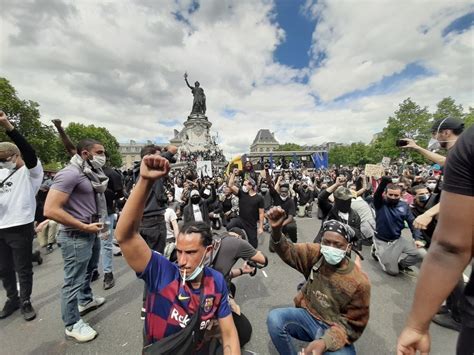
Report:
100,214,115,273
267,308,356,355
57,230,100,327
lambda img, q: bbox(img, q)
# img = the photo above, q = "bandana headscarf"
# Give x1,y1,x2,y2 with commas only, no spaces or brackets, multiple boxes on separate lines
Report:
322,220,355,243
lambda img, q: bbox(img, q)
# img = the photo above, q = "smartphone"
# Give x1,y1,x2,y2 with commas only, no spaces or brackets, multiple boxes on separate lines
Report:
396,139,408,147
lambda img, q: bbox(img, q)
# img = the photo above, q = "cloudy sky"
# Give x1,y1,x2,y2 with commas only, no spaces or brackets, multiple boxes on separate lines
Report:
1,0,473,157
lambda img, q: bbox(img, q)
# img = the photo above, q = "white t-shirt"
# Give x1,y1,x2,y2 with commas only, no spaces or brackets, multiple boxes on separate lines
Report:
0,161,43,228
174,185,183,203
192,204,203,222
164,208,178,240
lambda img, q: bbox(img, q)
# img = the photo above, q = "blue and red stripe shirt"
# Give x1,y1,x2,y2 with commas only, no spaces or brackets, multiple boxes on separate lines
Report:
138,251,231,344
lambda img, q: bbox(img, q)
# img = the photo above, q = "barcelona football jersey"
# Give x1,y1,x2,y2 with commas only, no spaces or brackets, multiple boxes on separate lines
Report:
138,251,231,344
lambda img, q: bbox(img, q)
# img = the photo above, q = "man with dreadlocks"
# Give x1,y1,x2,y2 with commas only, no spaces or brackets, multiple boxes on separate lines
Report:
266,206,371,355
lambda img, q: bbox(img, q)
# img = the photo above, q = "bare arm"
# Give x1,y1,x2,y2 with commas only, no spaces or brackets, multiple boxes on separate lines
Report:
228,169,239,195
218,314,241,355
402,139,446,166
52,119,76,156
44,189,102,233
405,191,473,332
171,218,180,239
115,154,170,273
258,208,264,231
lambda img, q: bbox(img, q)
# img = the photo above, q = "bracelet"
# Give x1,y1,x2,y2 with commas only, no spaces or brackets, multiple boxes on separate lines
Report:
239,268,244,275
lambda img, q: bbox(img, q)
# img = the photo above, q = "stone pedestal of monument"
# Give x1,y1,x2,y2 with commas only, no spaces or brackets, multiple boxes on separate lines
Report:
170,114,213,153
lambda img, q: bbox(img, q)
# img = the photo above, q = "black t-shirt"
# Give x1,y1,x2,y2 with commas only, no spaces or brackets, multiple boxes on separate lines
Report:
222,196,233,213
103,167,124,215
270,189,296,217
237,189,264,226
442,126,474,322
443,126,474,196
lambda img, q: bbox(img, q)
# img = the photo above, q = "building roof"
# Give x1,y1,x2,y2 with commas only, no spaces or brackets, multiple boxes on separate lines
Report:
251,129,279,145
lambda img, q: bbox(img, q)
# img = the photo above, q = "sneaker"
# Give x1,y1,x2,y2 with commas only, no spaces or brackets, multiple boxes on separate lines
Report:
398,264,417,277
32,251,43,265
65,319,98,343
45,244,54,254
21,300,36,321
78,297,106,316
432,313,461,332
112,245,122,256
0,298,20,319
103,273,115,290
371,244,379,261
91,269,100,282
140,307,146,320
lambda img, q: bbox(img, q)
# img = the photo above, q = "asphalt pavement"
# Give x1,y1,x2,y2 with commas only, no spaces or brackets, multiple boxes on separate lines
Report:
0,210,459,355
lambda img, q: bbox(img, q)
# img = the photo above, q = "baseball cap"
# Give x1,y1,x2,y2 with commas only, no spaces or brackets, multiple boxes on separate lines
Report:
334,187,353,201
431,117,464,133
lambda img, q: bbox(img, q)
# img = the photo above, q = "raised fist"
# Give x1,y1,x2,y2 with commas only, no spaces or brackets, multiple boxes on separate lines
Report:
140,154,170,181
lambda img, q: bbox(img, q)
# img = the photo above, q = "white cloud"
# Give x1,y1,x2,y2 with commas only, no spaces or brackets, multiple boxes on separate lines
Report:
0,0,473,160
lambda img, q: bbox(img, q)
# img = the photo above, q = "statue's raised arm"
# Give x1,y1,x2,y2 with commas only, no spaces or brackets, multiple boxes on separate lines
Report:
184,72,193,90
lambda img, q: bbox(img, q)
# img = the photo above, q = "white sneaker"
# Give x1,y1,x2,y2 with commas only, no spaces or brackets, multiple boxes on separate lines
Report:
65,319,98,343
78,297,106,316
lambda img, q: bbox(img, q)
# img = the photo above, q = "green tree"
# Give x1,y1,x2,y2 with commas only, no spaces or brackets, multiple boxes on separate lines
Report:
58,123,122,167
372,98,431,163
275,142,304,151
463,107,474,129
433,97,464,122
328,143,371,166
0,77,59,163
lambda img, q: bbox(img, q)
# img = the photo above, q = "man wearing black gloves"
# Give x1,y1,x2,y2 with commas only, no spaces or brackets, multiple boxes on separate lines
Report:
371,176,424,276
0,111,43,321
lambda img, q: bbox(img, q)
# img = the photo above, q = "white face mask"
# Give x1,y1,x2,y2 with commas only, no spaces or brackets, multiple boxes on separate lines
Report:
90,154,106,169
280,195,288,201
242,185,249,193
426,183,437,191
0,161,16,170
428,117,456,151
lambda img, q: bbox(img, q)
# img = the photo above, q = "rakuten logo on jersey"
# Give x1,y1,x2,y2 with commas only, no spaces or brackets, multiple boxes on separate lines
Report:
170,308,190,328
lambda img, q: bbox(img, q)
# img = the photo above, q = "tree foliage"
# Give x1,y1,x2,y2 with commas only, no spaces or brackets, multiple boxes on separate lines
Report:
58,123,122,167
0,78,59,163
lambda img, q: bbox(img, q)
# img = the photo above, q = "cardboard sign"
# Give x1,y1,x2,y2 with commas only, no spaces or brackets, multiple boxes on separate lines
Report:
197,161,213,177
364,164,385,177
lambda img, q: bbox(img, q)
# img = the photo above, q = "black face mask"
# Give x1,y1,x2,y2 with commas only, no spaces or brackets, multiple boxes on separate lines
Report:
191,196,201,204
386,198,400,206
334,198,351,213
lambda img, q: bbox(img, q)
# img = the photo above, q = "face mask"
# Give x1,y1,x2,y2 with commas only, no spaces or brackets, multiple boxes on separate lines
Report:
418,194,430,203
183,250,208,281
335,198,351,213
90,154,106,169
427,138,441,151
321,245,347,265
386,198,400,206
191,196,201,204
168,197,173,202
280,195,288,201
0,161,16,170
426,183,436,191
260,187,268,193
242,185,249,193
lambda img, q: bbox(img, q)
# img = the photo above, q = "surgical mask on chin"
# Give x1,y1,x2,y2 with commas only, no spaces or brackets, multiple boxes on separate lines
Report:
321,245,347,265
242,185,249,193
280,195,288,201
184,251,207,281
426,183,436,191
0,161,16,170
427,138,441,151
90,154,106,169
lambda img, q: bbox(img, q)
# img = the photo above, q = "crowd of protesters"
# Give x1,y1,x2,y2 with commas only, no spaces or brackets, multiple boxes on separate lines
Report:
1,109,473,354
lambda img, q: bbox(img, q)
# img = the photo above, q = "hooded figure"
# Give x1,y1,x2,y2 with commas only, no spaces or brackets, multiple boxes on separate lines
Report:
183,187,216,226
